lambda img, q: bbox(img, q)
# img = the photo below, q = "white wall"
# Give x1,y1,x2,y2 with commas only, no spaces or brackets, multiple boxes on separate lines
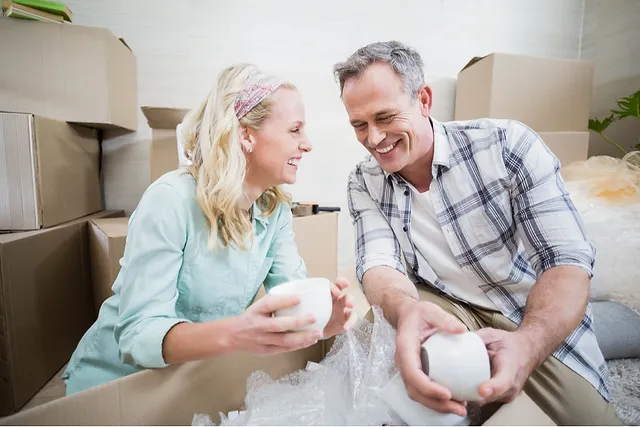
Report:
581,0,640,157
65,0,585,271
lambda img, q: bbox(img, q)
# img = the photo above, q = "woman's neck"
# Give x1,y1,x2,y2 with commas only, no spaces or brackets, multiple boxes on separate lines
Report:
241,178,267,210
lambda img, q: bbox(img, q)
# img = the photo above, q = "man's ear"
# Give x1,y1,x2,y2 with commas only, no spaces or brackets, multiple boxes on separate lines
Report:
417,85,433,117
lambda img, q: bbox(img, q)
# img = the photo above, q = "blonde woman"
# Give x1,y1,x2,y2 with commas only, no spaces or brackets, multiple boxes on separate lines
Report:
63,64,355,395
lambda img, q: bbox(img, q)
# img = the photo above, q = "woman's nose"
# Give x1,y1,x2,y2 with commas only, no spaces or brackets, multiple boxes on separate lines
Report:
300,134,312,152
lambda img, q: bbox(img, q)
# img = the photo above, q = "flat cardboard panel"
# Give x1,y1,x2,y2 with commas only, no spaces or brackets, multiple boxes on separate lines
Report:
0,17,137,132
0,113,102,231
0,113,38,230
0,210,124,415
292,213,339,280
538,132,590,166
455,53,594,132
142,107,190,183
88,218,128,314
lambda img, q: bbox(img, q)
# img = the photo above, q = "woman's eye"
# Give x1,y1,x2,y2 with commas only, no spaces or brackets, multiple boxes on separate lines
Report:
291,128,300,133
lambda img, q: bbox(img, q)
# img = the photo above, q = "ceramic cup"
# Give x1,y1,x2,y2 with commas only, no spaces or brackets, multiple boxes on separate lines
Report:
267,277,333,332
420,331,491,402
380,372,470,426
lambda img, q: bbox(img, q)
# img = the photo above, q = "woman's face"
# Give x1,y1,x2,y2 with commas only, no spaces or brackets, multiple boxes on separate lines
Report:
245,88,312,187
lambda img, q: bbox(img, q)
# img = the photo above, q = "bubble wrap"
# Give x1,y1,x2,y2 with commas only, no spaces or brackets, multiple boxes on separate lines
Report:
193,306,404,426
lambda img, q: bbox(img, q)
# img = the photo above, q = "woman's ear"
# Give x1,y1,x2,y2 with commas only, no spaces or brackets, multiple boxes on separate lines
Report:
238,126,253,154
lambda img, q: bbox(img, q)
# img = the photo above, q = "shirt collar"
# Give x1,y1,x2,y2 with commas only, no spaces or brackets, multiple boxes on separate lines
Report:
252,202,269,226
384,117,452,185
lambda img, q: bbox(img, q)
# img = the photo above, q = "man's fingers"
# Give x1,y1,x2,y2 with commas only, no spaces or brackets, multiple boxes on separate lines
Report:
475,327,501,344
256,294,300,314
405,386,468,417
479,364,512,401
422,304,467,334
402,365,452,401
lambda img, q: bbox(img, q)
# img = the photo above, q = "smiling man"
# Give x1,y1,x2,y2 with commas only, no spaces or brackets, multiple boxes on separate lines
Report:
333,41,619,425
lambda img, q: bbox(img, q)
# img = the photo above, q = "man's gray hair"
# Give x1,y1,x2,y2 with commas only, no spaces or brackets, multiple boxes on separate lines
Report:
333,40,425,98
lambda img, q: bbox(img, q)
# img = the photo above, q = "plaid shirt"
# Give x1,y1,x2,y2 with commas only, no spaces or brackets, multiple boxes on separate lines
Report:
347,118,609,399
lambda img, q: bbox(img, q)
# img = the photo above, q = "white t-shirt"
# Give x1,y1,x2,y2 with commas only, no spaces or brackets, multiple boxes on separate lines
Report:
407,183,498,311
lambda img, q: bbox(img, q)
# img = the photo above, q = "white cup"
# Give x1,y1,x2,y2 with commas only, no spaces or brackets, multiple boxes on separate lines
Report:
420,331,491,402
267,277,333,332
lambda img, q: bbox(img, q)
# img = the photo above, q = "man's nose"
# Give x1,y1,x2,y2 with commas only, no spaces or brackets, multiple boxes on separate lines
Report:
368,126,386,146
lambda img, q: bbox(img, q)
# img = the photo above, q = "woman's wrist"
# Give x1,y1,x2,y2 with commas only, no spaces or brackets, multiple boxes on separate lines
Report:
162,317,240,364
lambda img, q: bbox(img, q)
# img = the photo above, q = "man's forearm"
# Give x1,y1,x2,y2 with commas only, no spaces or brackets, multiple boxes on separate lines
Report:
361,266,419,327
516,265,590,366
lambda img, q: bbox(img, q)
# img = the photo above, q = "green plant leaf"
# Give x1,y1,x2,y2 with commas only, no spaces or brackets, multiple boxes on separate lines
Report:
611,89,640,119
588,113,618,133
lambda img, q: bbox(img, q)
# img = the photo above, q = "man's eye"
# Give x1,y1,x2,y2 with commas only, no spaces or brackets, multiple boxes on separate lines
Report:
354,123,366,130
379,116,393,122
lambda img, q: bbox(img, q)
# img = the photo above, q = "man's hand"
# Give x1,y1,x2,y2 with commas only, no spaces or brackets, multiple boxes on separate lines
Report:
395,299,469,416
476,328,540,405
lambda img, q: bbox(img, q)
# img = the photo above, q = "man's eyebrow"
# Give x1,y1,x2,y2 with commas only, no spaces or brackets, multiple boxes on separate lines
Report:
374,109,396,117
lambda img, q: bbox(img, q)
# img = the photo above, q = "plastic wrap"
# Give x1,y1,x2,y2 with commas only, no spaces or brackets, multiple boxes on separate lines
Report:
562,152,640,311
193,306,405,426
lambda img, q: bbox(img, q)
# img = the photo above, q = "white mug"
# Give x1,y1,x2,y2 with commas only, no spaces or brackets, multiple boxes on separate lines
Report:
421,331,491,402
267,278,333,332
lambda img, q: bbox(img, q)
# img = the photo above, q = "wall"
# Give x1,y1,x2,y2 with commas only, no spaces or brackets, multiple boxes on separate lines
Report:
581,0,640,158
64,0,585,271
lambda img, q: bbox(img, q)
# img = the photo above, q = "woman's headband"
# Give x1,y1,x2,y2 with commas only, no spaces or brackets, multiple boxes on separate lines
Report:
234,69,283,120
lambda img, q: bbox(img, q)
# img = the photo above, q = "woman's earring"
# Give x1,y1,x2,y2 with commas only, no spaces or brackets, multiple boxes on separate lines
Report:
247,146,253,153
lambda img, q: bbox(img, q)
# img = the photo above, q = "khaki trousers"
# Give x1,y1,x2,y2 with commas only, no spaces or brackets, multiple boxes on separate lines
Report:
416,286,620,426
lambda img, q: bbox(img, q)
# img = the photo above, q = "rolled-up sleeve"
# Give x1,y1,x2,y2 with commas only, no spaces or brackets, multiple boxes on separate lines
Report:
263,204,307,292
503,121,596,277
347,168,405,287
112,183,191,369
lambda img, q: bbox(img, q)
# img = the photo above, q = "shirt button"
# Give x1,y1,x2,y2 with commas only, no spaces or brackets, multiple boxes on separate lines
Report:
403,226,408,232
404,189,410,196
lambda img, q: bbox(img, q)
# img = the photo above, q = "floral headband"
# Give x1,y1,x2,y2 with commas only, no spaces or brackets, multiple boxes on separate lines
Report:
234,69,283,119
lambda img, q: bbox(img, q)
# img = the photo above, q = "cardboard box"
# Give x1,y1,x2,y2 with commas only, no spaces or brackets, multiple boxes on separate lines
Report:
0,320,553,426
88,218,128,314
0,17,137,132
141,107,190,183
0,210,125,416
538,132,590,166
0,112,102,231
454,53,594,132
87,213,339,312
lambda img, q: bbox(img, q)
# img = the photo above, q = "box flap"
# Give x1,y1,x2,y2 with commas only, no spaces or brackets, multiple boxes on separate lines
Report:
1,341,328,425
141,106,190,130
459,54,491,72
90,218,129,239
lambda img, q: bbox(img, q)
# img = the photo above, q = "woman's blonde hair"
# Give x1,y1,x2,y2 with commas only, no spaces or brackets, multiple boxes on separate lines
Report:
179,64,295,250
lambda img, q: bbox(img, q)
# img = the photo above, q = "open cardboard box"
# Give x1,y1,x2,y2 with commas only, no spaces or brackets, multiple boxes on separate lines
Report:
0,309,554,426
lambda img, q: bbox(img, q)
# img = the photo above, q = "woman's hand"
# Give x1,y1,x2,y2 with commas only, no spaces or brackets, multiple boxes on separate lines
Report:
230,293,324,355
322,277,357,339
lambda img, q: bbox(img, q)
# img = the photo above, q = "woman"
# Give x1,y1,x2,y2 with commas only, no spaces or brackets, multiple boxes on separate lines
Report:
63,64,355,395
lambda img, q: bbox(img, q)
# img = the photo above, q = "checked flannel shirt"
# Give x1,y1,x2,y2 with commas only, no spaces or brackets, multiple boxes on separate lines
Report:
347,117,609,399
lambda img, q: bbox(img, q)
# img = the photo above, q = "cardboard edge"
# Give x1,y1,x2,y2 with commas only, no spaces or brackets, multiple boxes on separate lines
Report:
0,243,17,415
26,114,41,229
140,106,190,130
459,54,490,73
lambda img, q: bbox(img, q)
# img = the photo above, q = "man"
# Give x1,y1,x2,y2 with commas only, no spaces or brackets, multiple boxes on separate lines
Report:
333,41,619,425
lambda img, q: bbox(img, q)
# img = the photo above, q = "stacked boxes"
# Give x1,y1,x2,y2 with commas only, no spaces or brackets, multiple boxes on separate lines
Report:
0,16,136,415
454,53,594,165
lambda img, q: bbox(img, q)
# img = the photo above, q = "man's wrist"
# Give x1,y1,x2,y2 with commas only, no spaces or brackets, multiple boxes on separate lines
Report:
513,327,546,368
394,295,419,328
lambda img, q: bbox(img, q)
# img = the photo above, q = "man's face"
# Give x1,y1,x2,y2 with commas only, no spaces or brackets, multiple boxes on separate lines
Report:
342,62,432,174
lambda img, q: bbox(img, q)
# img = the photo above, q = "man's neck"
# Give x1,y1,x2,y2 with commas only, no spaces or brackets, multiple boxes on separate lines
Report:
398,144,435,193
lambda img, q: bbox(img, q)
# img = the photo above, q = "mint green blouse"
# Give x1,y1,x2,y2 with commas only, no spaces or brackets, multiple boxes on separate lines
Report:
63,169,307,394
